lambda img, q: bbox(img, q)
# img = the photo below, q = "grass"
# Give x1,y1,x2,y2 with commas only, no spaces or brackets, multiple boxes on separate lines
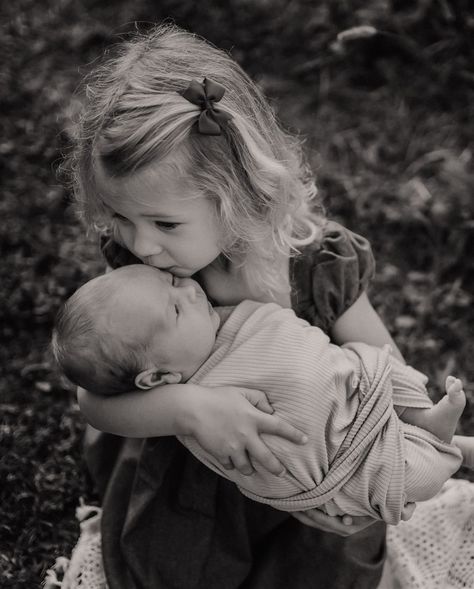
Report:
1,0,473,585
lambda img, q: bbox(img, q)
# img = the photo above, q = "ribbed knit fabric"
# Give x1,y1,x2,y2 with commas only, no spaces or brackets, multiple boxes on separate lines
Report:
181,301,462,524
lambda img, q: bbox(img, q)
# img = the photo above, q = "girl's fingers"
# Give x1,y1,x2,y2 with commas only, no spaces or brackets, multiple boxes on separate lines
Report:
401,502,416,521
291,511,318,528
259,414,308,444
243,389,274,414
335,515,376,536
291,509,376,536
291,509,345,533
219,458,235,471
230,451,254,476
247,442,286,476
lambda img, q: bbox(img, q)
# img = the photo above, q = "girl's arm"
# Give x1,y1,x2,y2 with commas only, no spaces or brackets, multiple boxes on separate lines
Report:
330,292,404,361
78,384,198,437
77,383,308,476
81,265,306,476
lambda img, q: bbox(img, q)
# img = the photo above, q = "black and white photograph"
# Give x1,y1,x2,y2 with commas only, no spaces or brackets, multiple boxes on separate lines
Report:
2,1,473,587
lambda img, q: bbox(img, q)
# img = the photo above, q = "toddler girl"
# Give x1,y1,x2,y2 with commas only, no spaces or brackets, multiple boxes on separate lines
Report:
71,23,424,588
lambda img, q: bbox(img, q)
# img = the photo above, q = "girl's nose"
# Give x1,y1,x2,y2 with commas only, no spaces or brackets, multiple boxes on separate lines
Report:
132,228,163,258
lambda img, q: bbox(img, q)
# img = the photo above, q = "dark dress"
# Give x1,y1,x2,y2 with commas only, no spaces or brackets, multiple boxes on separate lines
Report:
85,220,386,589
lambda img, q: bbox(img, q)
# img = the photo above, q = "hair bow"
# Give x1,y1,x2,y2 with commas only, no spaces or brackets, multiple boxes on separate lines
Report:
179,78,233,136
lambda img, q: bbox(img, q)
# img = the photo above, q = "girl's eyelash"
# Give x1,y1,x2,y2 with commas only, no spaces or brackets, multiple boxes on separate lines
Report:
155,221,179,230
111,213,178,229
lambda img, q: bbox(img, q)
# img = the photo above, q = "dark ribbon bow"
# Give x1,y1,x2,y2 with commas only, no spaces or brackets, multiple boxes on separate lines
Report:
179,78,233,136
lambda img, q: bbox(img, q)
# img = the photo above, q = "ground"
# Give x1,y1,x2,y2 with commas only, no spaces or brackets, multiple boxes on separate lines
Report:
1,1,473,586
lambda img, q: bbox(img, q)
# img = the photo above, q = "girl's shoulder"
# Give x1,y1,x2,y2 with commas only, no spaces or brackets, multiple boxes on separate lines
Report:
290,220,375,331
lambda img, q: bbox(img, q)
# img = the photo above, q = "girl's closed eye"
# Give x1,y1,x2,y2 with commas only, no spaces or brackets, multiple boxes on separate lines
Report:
155,221,180,230
113,213,129,222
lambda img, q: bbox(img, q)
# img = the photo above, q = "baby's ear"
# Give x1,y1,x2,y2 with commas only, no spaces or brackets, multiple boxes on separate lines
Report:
135,368,182,390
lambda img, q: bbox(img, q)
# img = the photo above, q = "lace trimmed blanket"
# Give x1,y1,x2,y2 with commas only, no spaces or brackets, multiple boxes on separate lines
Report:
43,479,474,589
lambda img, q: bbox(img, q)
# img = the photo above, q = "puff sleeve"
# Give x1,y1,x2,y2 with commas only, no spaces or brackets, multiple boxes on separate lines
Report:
291,220,375,332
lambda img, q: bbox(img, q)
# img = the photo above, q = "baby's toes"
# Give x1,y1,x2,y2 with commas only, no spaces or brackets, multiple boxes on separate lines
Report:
445,376,466,408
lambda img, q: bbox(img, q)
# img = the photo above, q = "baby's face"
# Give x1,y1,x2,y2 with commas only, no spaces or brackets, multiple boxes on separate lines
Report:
112,266,221,380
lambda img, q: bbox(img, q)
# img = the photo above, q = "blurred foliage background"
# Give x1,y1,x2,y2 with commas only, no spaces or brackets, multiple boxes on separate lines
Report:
1,0,473,585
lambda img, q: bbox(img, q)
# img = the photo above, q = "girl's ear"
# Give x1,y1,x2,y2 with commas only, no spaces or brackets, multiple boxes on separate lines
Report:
134,368,182,390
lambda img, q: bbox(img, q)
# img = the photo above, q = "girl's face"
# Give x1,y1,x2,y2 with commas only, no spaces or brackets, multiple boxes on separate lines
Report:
97,158,223,277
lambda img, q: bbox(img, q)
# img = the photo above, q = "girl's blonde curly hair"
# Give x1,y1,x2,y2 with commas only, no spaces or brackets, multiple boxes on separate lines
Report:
71,24,324,294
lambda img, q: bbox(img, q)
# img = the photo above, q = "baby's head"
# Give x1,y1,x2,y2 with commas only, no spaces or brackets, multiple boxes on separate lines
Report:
71,24,321,295
52,265,220,395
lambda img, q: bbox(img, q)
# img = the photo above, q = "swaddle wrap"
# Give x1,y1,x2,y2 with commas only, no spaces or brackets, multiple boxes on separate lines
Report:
181,301,462,524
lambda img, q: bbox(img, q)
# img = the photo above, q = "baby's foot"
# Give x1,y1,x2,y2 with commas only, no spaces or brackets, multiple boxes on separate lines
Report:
428,376,466,442
404,376,466,442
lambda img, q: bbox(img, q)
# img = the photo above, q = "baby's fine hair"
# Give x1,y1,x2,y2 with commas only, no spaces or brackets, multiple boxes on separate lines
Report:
71,24,323,293
52,277,148,395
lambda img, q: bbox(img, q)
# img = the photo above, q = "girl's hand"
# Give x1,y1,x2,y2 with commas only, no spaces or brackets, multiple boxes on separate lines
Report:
291,502,416,535
182,385,308,476
291,510,378,537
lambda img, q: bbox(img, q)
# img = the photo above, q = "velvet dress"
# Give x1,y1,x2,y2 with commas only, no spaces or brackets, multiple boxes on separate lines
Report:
85,220,387,589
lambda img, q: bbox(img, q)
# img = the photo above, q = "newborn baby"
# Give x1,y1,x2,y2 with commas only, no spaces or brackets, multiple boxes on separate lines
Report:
53,265,470,524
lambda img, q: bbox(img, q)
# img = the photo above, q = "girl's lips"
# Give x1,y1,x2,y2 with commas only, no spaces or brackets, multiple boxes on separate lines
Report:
146,261,174,270
165,266,194,278
149,263,186,276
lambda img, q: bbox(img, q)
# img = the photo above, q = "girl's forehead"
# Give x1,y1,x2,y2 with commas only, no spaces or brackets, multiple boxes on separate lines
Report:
96,158,200,213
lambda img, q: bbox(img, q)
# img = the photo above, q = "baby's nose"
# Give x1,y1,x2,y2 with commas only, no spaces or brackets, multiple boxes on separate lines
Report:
180,284,197,302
